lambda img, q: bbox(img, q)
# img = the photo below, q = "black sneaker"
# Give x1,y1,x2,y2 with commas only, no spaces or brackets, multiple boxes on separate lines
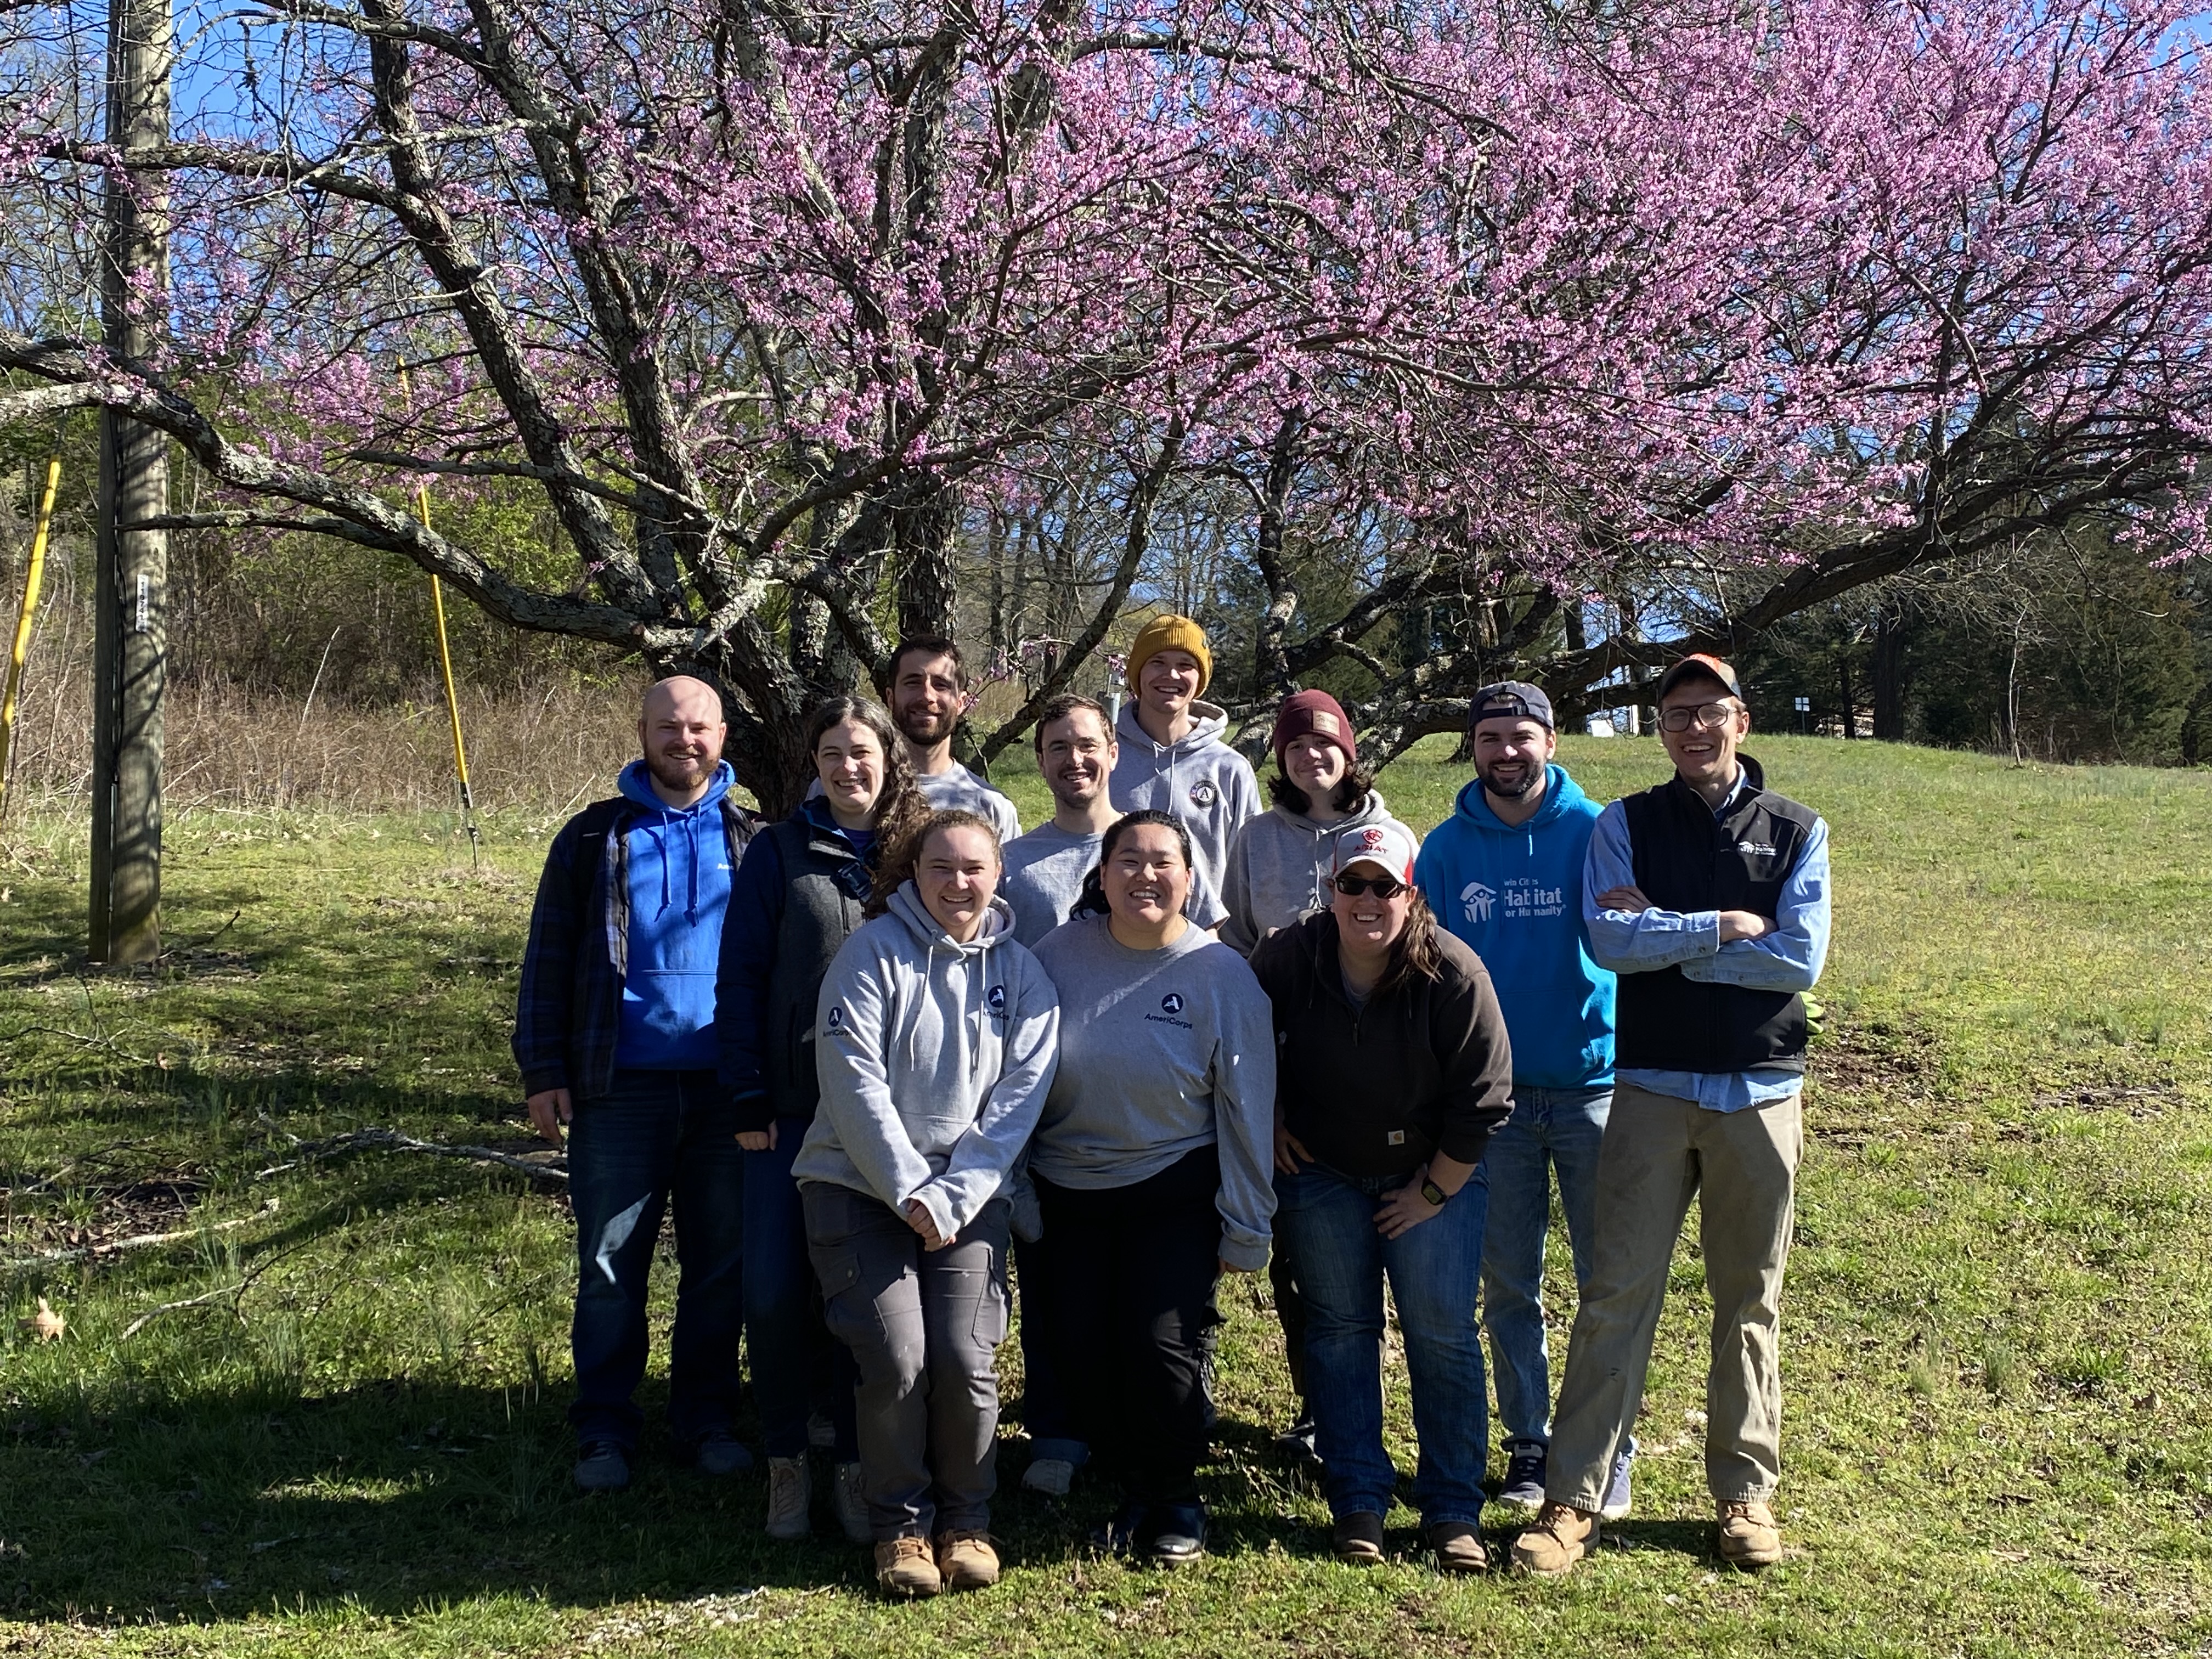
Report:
574,1440,631,1493
1139,1502,1207,1568
1498,1438,1547,1509
1091,1499,1149,1556
692,1430,754,1477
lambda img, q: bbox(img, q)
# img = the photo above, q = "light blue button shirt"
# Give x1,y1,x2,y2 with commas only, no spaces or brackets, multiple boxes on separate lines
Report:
1582,770,1831,1112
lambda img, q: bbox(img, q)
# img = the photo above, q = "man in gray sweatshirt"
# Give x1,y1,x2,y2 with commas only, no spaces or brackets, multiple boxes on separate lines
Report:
1109,614,1262,918
889,636,1022,842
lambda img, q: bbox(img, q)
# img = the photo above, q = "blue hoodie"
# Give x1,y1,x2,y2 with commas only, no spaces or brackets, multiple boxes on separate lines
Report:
1413,763,1615,1089
614,758,736,1070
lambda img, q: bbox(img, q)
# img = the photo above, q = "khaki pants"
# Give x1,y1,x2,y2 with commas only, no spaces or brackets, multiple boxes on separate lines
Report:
1545,1082,1802,1507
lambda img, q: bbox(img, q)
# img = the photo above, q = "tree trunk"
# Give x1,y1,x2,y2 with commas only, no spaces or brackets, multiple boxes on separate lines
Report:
1836,657,1855,738
1872,608,1906,740
892,476,960,646
90,0,171,965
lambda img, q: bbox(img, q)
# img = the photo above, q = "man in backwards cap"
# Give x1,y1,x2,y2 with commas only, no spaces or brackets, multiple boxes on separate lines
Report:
1512,654,1830,1576
1413,681,1628,1522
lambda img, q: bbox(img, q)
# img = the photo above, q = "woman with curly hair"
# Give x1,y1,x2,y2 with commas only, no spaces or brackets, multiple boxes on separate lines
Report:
798,809,1060,1596
716,695,933,1543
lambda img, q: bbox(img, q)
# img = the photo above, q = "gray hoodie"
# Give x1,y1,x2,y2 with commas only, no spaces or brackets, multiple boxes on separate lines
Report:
1218,788,1417,956
1109,698,1263,916
795,883,1061,1239
1028,912,1277,1270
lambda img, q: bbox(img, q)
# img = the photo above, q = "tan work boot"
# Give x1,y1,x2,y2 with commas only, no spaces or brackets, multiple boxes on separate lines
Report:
934,1530,1000,1590
1510,1501,1598,1576
1426,1521,1487,1573
1717,1498,1781,1567
875,1534,943,1598
764,1455,811,1540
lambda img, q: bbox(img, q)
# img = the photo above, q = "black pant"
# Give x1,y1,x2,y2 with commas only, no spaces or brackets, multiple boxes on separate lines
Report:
1034,1146,1223,1508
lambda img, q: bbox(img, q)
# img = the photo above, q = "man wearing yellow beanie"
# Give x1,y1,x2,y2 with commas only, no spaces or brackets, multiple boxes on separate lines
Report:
1110,614,1257,927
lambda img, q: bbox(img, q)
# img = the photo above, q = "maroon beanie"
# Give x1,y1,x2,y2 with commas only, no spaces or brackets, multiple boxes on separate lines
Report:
1272,690,1357,765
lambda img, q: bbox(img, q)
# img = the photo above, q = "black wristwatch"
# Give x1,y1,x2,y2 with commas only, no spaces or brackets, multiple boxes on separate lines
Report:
1421,1177,1450,1208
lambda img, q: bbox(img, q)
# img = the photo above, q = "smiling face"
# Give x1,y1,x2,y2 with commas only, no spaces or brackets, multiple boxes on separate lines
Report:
917,822,1000,941
1658,675,1751,790
814,719,887,821
1471,715,1556,801
1283,733,1348,802
1331,858,1412,959
1104,821,1192,932
636,676,726,800
1138,648,1205,722
891,650,964,751
1039,707,1117,810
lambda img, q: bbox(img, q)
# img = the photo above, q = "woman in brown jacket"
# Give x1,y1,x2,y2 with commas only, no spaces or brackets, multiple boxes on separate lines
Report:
1249,821,1516,1572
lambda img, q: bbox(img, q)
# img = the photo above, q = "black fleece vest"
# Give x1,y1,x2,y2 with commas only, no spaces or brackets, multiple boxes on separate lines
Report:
1615,754,1818,1074
760,814,872,1119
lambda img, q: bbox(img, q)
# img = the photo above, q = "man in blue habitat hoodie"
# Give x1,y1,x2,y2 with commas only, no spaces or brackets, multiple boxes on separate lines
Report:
1412,681,1632,1521
515,675,765,1495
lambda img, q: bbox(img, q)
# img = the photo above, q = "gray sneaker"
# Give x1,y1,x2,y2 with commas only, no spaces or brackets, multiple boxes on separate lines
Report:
574,1440,631,1493
1599,1443,1635,1521
833,1460,871,1543
1498,1438,1547,1509
765,1455,812,1539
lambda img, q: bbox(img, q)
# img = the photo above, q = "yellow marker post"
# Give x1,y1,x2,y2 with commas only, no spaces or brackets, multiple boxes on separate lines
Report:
0,453,62,819
398,362,482,866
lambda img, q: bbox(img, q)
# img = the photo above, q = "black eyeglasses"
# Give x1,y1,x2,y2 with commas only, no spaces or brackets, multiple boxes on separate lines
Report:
1333,873,1406,899
1656,700,1741,733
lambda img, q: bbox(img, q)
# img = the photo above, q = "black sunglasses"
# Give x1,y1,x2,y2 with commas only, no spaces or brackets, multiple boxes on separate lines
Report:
1333,872,1406,899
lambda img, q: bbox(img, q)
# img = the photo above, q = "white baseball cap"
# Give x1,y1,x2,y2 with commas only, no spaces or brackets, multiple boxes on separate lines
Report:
1330,821,1418,885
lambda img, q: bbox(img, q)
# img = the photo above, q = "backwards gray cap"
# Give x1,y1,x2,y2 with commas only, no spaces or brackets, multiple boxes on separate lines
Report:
1468,680,1554,731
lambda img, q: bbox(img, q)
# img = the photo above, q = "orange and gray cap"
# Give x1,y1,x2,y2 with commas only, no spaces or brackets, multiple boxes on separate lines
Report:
1331,821,1418,885
1656,653,1743,701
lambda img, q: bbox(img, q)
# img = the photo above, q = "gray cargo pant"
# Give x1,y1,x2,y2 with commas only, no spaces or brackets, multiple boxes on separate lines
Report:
1545,1083,1802,1508
802,1181,1011,1540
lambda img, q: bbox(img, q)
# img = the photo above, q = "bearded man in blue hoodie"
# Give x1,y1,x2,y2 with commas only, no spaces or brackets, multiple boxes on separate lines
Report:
515,675,766,1493
1412,681,1629,1519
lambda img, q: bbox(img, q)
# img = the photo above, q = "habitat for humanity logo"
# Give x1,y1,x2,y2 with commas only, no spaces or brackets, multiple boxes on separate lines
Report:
1147,991,1193,1030
1459,881,1497,924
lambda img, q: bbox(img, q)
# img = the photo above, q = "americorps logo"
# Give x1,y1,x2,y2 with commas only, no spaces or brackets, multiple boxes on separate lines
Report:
1188,781,1217,809
1146,990,1194,1030
988,985,1007,1015
825,1005,844,1031
1161,993,1185,1015
1459,880,1497,923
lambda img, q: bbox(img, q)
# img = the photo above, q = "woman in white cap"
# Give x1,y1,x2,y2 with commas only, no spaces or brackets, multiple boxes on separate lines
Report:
1248,821,1517,1572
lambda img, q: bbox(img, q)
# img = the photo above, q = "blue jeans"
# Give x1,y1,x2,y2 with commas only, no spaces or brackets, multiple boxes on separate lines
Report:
744,1116,858,1461
566,1068,746,1452
1480,1084,1612,1446
1274,1160,1491,1527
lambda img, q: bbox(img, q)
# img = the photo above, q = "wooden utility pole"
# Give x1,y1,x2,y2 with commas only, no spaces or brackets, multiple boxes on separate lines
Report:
89,0,171,963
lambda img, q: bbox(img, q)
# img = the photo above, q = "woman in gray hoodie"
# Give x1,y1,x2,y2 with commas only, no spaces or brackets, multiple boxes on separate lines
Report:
797,810,1060,1599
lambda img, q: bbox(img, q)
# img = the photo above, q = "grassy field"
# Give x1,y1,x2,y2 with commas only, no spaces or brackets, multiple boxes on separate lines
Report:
2,733,2209,1657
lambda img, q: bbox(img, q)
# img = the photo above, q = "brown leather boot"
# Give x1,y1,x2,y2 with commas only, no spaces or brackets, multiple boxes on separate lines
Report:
874,1535,942,1598
1331,1511,1385,1565
934,1530,1001,1590
1427,1521,1488,1573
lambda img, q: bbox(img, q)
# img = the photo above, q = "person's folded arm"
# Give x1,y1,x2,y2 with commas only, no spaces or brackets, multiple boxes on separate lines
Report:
919,970,1062,1238
1430,967,1516,1170
1683,817,1831,992
1582,801,1722,973
814,943,938,1211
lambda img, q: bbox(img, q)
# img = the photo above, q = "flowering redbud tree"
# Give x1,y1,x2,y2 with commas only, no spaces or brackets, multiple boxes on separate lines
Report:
3,0,2210,797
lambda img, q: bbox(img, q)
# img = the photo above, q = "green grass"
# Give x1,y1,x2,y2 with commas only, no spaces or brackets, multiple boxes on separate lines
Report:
2,735,2210,1656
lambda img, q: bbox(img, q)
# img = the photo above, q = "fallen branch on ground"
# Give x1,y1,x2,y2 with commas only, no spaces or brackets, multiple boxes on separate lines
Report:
0,1199,280,1273
120,1281,247,1339
254,1128,566,1184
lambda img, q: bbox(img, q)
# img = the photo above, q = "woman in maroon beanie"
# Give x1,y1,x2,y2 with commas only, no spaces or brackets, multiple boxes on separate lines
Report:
1219,690,1419,1462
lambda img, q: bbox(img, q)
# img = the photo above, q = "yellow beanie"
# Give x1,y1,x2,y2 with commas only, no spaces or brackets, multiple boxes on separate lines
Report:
1126,613,1212,695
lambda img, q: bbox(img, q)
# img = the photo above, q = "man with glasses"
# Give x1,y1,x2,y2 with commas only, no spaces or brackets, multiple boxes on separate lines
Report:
1412,682,1627,1521
1512,654,1830,1576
